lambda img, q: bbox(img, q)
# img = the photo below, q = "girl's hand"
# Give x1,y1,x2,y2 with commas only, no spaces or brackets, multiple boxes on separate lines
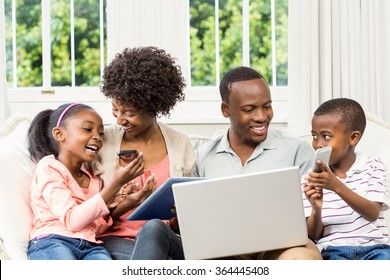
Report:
126,172,156,205
101,153,144,206
106,181,139,209
110,173,156,218
112,152,145,188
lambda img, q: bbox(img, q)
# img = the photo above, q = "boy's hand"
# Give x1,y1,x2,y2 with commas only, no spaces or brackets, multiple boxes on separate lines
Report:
307,160,341,193
303,182,323,209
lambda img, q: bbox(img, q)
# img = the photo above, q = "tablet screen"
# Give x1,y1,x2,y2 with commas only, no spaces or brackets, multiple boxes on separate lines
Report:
126,177,205,220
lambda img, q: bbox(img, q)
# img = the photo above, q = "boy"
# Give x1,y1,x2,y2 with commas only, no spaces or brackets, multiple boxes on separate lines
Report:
303,97,390,260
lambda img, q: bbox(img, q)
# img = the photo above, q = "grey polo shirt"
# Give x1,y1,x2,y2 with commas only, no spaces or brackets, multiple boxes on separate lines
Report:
194,128,314,178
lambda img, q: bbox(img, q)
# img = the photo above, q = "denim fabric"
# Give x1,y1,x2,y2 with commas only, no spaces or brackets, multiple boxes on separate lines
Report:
321,244,390,260
99,236,136,260
28,234,112,260
131,219,184,260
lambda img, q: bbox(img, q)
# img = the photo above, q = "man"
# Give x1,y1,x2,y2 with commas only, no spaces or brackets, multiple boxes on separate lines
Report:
193,66,321,259
131,67,321,260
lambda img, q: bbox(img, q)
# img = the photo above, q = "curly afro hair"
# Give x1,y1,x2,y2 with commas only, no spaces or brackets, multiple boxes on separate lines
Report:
101,46,186,117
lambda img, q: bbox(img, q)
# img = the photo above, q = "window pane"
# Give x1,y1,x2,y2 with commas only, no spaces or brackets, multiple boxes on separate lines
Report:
5,0,43,87
189,0,288,88
51,0,71,86
74,0,105,86
4,0,106,88
249,0,272,84
4,0,14,86
275,0,288,86
189,0,216,86
219,0,243,78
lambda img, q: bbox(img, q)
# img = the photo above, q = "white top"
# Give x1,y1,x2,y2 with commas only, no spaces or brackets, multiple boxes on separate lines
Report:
303,153,390,250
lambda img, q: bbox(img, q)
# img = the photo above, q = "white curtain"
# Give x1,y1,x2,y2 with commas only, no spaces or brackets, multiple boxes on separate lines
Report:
0,2,11,126
288,0,390,127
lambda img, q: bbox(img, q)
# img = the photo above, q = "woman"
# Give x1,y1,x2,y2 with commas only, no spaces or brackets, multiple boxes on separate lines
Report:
97,46,196,260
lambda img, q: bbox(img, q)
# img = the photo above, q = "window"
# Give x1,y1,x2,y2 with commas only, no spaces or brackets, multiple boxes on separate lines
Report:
4,0,106,91
4,0,289,124
185,0,288,123
189,0,288,87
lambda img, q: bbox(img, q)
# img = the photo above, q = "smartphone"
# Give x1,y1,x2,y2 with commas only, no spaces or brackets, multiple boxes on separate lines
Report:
117,150,139,163
311,146,332,172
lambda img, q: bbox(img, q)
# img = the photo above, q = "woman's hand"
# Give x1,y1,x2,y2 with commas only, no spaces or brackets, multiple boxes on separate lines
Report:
167,205,180,234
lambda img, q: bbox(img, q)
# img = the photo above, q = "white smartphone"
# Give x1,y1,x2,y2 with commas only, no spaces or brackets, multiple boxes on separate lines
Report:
311,146,332,172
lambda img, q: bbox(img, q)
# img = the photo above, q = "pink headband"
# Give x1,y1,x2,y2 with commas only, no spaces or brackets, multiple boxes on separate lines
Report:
56,103,81,127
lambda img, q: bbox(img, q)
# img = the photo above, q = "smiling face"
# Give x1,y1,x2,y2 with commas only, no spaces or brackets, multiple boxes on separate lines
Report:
222,78,273,148
111,98,156,137
55,108,104,164
311,113,360,168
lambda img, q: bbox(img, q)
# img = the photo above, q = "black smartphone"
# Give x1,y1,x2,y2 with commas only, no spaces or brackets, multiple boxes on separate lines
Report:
117,150,139,163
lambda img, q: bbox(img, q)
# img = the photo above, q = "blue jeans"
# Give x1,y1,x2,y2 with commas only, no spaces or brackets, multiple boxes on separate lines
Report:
99,236,136,260
28,234,112,260
321,244,390,260
100,219,184,260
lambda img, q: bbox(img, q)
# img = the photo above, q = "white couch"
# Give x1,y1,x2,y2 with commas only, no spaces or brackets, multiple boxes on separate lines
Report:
1,112,389,260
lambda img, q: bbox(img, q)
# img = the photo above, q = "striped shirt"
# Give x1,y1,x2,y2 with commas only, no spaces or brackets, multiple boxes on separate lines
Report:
303,153,390,251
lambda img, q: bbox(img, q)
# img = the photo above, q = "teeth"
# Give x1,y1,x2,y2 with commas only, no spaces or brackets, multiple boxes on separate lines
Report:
252,126,265,131
86,145,98,152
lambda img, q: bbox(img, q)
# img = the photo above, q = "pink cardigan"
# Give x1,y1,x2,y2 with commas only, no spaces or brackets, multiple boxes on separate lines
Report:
30,155,112,243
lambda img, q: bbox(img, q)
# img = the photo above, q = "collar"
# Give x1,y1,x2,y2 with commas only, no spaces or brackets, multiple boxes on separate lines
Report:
215,128,279,156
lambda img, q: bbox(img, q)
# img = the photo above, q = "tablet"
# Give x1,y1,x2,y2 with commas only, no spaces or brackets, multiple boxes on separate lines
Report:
126,177,205,220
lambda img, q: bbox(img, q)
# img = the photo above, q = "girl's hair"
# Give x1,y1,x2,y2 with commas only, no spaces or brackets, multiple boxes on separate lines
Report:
28,103,93,162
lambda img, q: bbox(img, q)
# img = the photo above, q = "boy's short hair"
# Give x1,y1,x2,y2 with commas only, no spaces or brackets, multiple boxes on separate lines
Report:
219,66,266,102
314,98,366,135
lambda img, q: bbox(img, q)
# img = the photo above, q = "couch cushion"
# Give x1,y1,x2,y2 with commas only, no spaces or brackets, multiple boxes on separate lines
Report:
0,120,36,259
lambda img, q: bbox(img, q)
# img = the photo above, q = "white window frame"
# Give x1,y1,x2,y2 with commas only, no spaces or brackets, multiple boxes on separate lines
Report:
7,0,289,125
7,0,109,120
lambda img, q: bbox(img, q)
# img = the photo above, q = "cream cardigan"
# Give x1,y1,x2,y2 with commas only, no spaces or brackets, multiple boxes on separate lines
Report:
97,122,196,184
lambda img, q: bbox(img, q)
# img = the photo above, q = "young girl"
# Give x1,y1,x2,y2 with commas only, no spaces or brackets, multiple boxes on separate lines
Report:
303,98,390,260
27,103,155,260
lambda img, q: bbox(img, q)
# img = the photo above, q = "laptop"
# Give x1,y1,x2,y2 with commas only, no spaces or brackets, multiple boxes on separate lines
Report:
172,166,308,260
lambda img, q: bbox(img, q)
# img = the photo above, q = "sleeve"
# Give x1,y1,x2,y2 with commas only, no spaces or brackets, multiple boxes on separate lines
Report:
192,148,201,177
295,140,315,178
95,216,113,235
366,158,390,210
36,162,110,231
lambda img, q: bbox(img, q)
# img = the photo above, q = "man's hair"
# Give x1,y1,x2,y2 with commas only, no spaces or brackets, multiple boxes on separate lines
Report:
314,98,366,135
219,66,266,102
